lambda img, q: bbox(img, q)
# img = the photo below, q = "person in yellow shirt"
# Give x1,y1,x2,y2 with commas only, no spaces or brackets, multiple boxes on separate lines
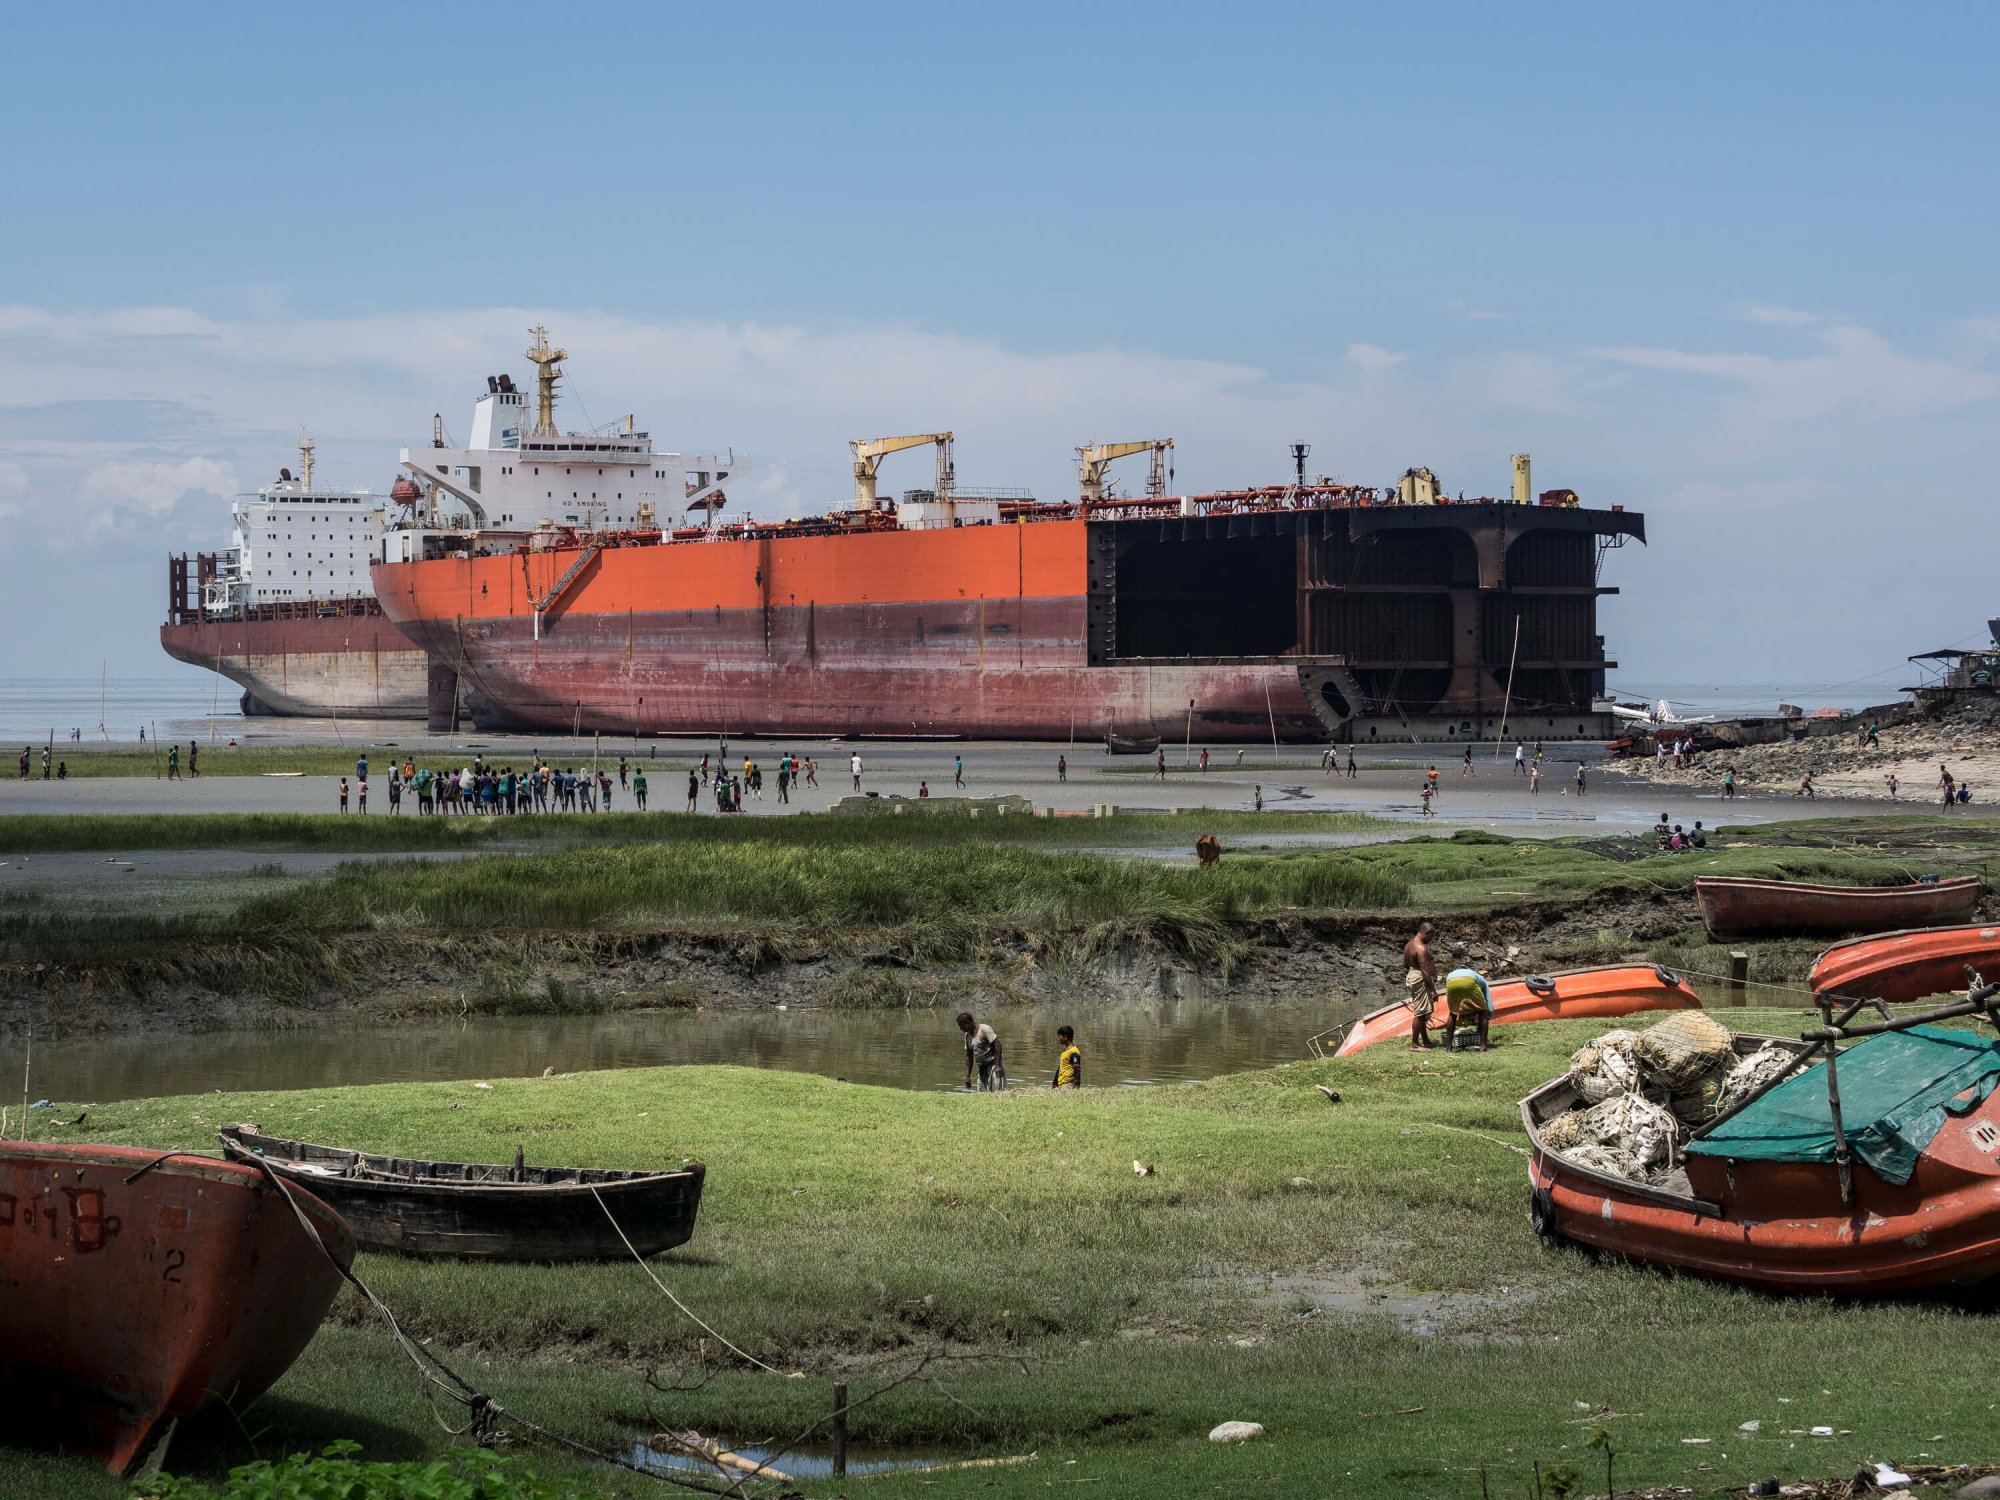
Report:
1052,1025,1082,1088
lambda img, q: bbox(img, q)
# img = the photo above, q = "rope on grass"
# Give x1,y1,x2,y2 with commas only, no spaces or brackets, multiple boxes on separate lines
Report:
250,1156,731,1491
1418,1123,1530,1157
591,1185,787,1376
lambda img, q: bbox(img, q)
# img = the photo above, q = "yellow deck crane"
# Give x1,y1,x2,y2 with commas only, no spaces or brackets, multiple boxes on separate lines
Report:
851,432,954,512
1077,439,1174,502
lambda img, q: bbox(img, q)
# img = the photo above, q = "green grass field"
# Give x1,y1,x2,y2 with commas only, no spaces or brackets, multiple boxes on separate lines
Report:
7,1011,1994,1499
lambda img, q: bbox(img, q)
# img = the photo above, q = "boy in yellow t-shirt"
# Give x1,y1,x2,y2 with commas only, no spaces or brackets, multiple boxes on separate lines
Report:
1052,1025,1082,1089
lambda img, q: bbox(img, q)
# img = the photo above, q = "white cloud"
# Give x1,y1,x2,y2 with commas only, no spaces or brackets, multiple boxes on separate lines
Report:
1594,325,2000,423
34,456,237,548
1344,342,1407,369
1741,303,1819,327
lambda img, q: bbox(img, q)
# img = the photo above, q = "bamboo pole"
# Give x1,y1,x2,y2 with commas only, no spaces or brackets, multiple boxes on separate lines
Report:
1494,615,1521,760
832,1381,848,1478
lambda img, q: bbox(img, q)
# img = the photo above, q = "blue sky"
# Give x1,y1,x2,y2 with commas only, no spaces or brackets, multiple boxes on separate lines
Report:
2,4,1996,696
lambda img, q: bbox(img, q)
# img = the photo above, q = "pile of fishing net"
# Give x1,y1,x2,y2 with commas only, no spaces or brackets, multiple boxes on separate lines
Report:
1566,1011,1737,1125
1537,1093,1679,1182
1549,1013,1800,1181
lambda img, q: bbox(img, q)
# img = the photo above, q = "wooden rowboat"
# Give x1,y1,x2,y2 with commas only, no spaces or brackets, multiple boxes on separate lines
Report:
0,1141,351,1476
1104,732,1162,755
1331,963,1698,1057
1694,874,1981,940
1523,1023,2000,1293
1809,923,2000,1005
218,1126,704,1262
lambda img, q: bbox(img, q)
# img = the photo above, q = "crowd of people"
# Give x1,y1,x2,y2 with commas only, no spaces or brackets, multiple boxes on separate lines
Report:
330,749,835,815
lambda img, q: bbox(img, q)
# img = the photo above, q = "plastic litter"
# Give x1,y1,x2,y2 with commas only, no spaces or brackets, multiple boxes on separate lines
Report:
1738,1421,1761,1432
1874,1461,1912,1488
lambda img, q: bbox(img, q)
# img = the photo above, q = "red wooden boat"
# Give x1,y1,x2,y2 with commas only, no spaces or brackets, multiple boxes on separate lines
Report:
1331,964,1698,1057
1810,924,2000,1005
1694,874,1982,940
0,1141,353,1476
1524,1022,2000,1293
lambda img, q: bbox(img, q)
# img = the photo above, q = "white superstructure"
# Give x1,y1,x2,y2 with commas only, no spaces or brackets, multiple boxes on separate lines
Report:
202,434,386,613
378,327,745,563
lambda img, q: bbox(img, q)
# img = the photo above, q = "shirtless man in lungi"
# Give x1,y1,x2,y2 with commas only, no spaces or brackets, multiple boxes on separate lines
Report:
1401,922,1440,1050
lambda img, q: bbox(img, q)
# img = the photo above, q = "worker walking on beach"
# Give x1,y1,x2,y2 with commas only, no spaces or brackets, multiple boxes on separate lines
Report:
1057,754,1067,782
958,1011,1004,1091
1052,1025,1082,1088
955,754,966,789
633,767,647,810
1441,967,1493,1052
851,752,863,791
188,743,199,777
1575,764,1587,796
166,744,179,780
1346,747,1357,778
1514,742,1525,775
1200,747,1210,772
1401,922,1440,1049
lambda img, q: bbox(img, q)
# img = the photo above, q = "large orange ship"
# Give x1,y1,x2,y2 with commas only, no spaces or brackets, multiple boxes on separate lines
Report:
371,337,1645,743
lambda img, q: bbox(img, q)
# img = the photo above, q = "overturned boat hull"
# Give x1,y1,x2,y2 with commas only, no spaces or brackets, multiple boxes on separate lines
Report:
1333,964,1699,1057
1809,923,2000,1005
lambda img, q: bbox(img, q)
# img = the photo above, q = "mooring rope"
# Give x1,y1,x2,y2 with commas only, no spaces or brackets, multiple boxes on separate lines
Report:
246,1155,732,1491
589,1185,787,1377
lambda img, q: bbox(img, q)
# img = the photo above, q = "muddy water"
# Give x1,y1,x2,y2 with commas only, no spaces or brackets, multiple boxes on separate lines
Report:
30,993,1372,1104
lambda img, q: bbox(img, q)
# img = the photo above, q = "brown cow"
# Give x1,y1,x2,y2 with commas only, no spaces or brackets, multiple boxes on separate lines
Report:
1195,834,1222,866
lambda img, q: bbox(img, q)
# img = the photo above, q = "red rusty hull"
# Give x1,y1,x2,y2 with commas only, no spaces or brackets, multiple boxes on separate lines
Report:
0,1142,353,1476
160,612,428,719
381,592,1320,741
1334,964,1698,1057
1695,875,1983,940
1810,924,2000,1005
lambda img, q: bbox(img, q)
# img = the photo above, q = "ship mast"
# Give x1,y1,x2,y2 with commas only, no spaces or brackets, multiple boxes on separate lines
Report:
298,430,316,494
526,325,568,440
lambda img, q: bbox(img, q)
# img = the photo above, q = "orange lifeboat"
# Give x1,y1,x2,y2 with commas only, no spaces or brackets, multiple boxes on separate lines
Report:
1523,1022,2000,1293
1810,923,2000,1005
1332,964,1698,1057
0,1142,352,1476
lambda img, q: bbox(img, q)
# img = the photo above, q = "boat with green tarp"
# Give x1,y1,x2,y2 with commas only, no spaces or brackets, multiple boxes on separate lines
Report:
1523,994,2000,1293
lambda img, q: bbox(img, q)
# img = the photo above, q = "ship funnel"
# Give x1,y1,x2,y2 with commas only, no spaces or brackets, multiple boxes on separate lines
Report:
1511,453,1532,506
